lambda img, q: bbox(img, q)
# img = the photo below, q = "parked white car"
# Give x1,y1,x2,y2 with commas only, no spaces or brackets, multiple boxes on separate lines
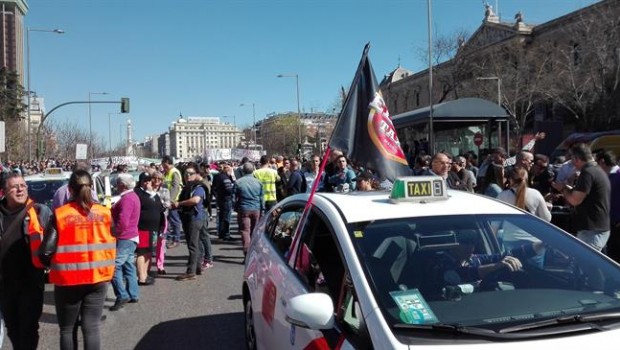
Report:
243,176,620,349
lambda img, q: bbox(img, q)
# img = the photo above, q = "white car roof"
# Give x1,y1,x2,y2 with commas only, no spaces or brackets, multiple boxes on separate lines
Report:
24,171,71,182
315,189,522,223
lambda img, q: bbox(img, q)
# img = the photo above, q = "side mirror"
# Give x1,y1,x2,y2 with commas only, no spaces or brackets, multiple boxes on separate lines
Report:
285,293,334,330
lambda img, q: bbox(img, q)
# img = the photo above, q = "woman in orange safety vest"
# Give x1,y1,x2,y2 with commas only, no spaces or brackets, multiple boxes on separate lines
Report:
38,169,116,350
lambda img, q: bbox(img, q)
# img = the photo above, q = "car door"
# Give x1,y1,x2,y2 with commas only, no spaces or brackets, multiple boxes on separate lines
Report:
270,206,358,349
251,201,305,350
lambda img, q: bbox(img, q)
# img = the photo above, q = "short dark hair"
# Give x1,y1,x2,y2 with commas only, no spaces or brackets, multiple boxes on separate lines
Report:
596,150,617,166
185,162,199,174
570,143,593,162
161,155,174,165
260,155,269,165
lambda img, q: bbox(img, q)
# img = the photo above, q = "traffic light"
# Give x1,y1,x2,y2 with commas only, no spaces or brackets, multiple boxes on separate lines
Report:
120,97,130,113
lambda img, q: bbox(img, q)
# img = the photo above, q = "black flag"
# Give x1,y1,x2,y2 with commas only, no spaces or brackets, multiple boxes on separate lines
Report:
329,43,411,181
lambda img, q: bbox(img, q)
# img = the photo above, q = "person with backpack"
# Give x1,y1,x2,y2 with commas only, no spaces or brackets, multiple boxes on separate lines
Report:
171,162,208,281
232,163,264,256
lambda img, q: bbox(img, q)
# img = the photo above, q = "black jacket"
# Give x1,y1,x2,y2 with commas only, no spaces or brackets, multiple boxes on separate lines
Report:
0,199,53,288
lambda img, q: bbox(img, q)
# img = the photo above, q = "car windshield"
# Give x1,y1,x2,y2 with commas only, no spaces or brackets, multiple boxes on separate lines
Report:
349,214,620,333
27,179,68,208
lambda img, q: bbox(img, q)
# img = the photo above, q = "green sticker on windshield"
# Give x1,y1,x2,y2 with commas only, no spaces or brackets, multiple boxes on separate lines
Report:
354,230,364,238
390,289,438,325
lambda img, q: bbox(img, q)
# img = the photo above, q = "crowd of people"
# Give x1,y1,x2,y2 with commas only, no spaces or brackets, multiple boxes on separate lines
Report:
0,137,618,349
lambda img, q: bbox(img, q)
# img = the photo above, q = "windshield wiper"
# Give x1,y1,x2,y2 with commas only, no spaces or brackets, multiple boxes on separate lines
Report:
394,323,497,338
499,312,620,333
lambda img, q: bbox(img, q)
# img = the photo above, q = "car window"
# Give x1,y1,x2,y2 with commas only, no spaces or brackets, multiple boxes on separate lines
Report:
294,211,344,299
265,206,303,257
350,214,620,333
27,179,68,208
291,211,372,348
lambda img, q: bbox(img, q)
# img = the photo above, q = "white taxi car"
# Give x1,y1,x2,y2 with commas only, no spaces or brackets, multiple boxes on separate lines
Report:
242,176,620,349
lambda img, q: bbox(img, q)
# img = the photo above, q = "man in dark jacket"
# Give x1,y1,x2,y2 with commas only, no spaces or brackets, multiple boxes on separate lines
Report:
0,173,53,350
286,159,306,196
212,161,234,241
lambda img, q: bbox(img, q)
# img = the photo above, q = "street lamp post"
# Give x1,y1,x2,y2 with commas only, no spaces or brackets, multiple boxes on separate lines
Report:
477,76,506,152
476,76,501,106
240,103,256,143
108,112,121,154
26,27,64,162
277,74,302,148
89,91,109,159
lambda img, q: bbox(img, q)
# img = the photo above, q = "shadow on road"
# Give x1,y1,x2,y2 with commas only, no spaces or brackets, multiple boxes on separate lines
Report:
133,312,245,349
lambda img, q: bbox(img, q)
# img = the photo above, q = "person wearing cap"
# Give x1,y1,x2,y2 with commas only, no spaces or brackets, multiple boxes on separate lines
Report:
134,172,165,286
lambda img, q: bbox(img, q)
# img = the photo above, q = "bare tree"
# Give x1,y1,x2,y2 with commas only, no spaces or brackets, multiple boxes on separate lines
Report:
416,29,471,102
49,119,90,159
542,2,620,131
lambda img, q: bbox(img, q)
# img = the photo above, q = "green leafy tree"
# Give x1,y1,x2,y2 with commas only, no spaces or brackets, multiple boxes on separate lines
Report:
0,67,27,159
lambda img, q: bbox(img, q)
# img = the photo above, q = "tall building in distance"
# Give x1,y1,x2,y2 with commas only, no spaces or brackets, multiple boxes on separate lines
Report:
0,0,27,84
164,115,240,161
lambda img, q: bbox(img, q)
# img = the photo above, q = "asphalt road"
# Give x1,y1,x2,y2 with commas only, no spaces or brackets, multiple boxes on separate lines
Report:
5,218,246,350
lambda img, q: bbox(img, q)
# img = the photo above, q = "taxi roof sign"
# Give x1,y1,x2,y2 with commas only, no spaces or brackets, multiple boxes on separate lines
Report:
44,168,64,176
389,176,448,203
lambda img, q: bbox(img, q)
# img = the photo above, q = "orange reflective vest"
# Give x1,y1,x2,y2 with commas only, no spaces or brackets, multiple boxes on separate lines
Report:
49,203,116,286
26,199,46,269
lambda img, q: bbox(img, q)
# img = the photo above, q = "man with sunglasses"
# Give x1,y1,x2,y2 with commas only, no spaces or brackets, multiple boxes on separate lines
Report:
0,173,53,349
171,163,208,281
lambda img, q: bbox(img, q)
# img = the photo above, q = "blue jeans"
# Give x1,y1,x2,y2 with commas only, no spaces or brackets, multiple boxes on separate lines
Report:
577,230,610,251
217,199,232,239
167,209,182,243
199,217,213,263
111,239,139,301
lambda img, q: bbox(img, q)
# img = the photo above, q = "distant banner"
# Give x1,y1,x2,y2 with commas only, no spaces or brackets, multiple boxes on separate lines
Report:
90,156,161,168
203,148,263,162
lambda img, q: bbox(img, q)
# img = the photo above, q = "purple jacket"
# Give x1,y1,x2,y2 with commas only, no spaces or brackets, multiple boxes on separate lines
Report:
111,190,140,240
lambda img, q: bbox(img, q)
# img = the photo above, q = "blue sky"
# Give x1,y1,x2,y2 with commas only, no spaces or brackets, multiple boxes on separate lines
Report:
25,0,598,145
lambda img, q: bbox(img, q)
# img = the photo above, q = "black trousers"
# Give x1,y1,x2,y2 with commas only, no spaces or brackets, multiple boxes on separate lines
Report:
182,218,206,274
55,282,109,350
0,280,44,350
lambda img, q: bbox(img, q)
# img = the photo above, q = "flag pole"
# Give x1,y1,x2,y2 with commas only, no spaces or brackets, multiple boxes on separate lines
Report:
287,146,332,264
427,0,435,155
